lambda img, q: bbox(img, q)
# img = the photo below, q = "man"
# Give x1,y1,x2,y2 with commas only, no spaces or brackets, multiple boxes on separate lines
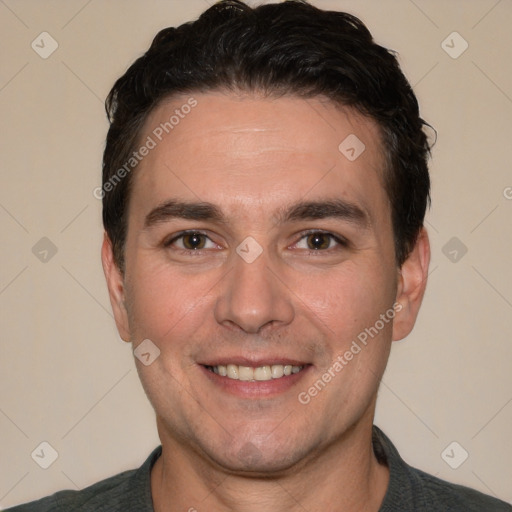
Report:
8,0,511,510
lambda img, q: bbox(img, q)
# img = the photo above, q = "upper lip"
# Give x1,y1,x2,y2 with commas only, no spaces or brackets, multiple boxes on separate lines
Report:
199,357,310,367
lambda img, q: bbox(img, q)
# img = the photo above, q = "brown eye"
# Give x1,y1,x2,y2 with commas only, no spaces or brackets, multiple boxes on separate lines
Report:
181,232,206,250
306,232,332,250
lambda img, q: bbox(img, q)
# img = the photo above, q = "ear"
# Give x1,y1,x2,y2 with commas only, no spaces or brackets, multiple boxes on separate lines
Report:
392,228,430,341
101,233,131,342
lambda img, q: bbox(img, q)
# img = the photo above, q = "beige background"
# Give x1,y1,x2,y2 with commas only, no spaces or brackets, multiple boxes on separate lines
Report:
1,0,511,508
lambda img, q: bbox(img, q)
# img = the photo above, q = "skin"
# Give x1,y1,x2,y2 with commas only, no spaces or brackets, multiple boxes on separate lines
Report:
102,92,430,511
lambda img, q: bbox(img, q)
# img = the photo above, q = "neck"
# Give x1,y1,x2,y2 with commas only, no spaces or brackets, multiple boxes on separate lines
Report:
151,412,389,512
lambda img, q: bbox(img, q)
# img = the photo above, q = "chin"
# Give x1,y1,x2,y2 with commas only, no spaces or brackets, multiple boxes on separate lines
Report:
203,436,315,476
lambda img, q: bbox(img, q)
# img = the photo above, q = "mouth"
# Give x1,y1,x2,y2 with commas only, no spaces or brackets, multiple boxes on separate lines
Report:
204,363,305,381
199,361,311,398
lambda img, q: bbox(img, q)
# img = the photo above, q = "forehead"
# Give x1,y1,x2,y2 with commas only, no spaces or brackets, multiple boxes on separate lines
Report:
131,92,390,227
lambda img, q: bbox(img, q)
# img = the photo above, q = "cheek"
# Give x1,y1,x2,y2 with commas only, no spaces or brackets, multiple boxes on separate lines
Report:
295,260,396,340
125,259,217,347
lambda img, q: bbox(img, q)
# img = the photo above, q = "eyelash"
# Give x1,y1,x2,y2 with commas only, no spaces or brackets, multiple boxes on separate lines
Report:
163,230,218,253
163,229,348,254
294,229,348,252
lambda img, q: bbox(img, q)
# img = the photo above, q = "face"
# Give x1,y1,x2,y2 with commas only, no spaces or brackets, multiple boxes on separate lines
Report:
103,92,428,474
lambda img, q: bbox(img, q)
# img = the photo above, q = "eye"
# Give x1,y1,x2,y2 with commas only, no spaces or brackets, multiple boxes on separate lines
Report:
294,231,346,251
165,231,217,251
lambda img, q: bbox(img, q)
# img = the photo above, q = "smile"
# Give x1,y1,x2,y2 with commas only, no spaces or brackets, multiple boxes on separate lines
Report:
205,364,305,381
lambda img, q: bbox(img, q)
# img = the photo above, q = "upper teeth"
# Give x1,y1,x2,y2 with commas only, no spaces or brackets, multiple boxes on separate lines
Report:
208,364,304,381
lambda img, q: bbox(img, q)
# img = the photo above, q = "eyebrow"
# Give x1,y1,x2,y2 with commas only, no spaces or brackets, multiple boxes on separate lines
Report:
276,199,369,228
144,200,225,228
144,198,369,229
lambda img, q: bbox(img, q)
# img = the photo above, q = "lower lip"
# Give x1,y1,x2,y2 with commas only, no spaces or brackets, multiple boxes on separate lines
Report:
199,365,311,398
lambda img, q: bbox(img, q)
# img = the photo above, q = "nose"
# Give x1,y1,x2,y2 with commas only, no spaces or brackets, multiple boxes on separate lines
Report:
214,248,294,334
